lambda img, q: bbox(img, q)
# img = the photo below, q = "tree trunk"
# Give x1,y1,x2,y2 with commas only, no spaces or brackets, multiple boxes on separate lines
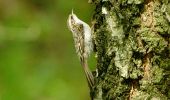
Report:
89,0,170,100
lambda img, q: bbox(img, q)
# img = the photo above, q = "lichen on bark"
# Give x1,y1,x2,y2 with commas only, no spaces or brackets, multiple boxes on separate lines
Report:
90,0,170,100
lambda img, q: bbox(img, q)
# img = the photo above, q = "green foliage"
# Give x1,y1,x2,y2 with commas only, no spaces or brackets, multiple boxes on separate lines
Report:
0,0,94,100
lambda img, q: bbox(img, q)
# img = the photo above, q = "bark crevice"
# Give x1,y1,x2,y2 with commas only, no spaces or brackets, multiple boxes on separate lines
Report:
90,0,170,99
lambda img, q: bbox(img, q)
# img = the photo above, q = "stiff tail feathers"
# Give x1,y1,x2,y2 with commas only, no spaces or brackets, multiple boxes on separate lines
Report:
80,59,94,88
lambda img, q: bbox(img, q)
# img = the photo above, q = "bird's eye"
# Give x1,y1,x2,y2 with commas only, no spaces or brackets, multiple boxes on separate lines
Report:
71,16,73,20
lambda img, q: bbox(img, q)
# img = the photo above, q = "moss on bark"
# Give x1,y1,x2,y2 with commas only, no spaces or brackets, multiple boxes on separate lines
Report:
90,0,170,99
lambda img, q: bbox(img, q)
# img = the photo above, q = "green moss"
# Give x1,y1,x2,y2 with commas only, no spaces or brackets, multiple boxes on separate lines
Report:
127,0,144,4
154,1,170,35
92,0,170,99
137,28,168,53
160,59,170,69
151,65,163,83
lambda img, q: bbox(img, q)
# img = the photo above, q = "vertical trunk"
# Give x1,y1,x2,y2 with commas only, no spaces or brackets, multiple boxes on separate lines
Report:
89,0,170,99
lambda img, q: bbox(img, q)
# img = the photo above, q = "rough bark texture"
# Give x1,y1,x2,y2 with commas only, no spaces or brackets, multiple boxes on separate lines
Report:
89,0,170,100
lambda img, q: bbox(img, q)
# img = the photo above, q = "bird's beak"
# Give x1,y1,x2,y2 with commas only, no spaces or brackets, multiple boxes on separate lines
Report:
71,9,74,15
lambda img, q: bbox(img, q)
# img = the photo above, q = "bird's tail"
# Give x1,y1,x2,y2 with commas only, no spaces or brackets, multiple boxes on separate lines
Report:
81,59,94,88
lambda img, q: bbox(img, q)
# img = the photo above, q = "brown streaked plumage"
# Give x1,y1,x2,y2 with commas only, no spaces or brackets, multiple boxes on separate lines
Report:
67,10,94,88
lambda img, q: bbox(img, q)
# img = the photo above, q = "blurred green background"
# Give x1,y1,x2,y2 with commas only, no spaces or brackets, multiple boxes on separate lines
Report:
0,0,95,100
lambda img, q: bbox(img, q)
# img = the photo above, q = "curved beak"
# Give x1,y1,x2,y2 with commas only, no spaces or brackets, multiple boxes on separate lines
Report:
71,9,74,15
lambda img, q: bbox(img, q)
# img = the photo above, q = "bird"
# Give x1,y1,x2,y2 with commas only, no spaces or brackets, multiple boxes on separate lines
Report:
67,10,94,88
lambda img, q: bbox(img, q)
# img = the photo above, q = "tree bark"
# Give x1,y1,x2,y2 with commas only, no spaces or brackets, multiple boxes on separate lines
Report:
89,0,170,100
